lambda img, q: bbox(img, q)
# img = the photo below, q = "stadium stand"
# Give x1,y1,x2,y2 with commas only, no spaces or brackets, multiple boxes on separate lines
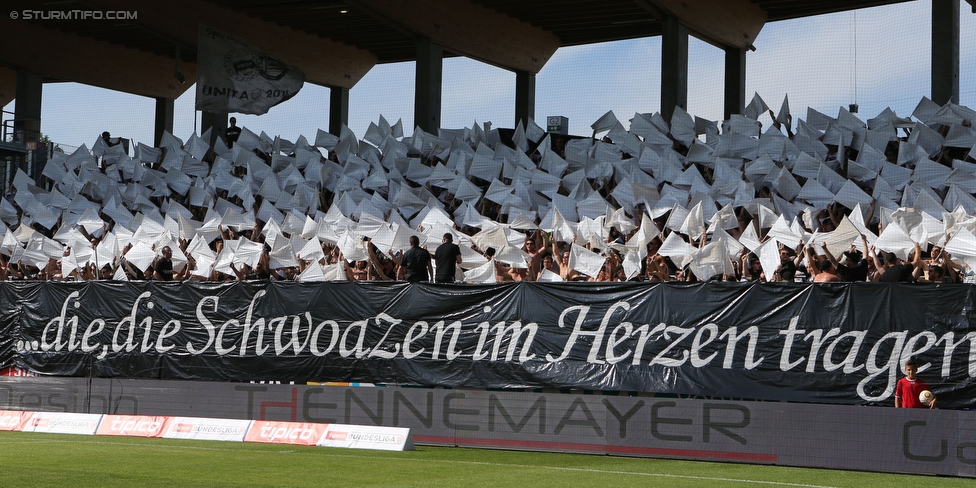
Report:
1,95,975,286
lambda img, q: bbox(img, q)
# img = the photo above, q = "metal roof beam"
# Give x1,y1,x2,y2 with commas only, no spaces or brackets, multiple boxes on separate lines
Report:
350,0,560,73
0,68,16,108
0,17,194,100
93,0,378,89
636,0,767,50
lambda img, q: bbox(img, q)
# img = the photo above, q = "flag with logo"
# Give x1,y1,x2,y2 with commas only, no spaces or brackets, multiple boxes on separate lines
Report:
195,25,304,115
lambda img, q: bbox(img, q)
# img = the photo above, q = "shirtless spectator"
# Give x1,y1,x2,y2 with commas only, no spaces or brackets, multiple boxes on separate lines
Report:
819,238,868,282
917,264,948,283
540,252,559,276
644,254,670,282
349,260,369,281
558,250,578,282
508,266,529,281
481,247,513,282
812,259,841,282
806,245,841,282
592,250,620,282
918,244,959,283
365,239,396,280
522,230,552,281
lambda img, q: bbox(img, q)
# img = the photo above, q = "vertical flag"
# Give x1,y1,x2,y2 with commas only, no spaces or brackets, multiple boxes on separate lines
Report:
195,25,304,115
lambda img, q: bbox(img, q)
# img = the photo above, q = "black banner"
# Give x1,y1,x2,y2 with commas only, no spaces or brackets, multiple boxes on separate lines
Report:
3,281,975,408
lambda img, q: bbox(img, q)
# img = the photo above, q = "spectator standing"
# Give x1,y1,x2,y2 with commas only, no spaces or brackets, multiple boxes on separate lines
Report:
776,246,800,281
541,252,559,275
807,244,841,282
153,246,175,281
741,254,765,282
99,264,114,280
398,235,432,282
879,243,921,283
522,231,551,281
918,264,949,283
558,250,578,282
101,131,119,147
225,117,242,148
433,233,462,283
820,240,868,282
895,359,936,409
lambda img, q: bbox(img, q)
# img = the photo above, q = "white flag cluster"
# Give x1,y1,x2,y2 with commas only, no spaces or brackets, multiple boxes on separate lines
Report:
5,94,976,284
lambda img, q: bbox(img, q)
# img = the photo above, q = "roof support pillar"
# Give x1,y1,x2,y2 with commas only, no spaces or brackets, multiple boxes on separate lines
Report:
201,111,227,148
13,70,43,179
414,38,443,134
515,70,536,129
725,48,746,120
932,0,960,104
154,97,175,148
330,86,350,137
13,70,43,146
661,17,688,122
0,68,16,108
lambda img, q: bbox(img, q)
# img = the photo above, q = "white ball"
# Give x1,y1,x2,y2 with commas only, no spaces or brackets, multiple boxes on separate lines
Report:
919,390,933,405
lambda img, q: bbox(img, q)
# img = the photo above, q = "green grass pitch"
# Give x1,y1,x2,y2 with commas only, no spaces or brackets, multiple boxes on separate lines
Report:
0,431,971,487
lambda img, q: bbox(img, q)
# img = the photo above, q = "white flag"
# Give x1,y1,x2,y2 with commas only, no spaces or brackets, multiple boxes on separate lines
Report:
196,25,304,115
568,244,606,278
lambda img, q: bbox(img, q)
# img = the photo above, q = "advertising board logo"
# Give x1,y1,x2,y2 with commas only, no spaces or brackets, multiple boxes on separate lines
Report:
0,414,23,429
96,415,166,437
347,432,404,444
262,425,316,442
903,421,976,466
246,421,326,445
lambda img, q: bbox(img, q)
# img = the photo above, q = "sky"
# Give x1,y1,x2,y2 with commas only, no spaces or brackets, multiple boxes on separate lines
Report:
4,0,975,152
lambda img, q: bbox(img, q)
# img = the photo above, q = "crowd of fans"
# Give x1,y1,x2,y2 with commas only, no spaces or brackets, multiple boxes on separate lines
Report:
1,94,974,285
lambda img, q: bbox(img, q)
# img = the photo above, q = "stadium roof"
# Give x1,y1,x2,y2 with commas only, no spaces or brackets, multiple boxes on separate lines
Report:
0,0,946,104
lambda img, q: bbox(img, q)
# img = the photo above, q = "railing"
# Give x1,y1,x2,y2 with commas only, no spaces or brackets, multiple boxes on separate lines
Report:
1,110,44,189
1,110,41,150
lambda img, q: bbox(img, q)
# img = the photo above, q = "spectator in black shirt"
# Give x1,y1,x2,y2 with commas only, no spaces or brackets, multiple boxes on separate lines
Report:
821,246,868,282
878,243,921,283
398,236,431,282
225,117,242,148
776,245,800,281
433,233,462,283
836,251,868,282
153,246,175,281
102,131,119,147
